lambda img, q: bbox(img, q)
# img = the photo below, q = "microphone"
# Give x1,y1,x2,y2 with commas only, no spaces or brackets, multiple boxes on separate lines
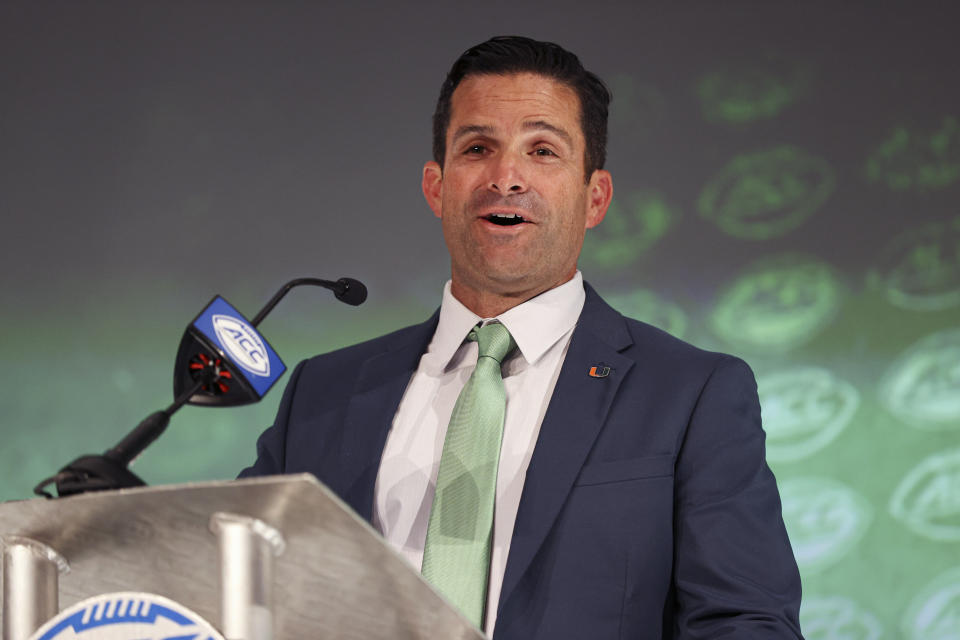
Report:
249,277,366,325
174,276,368,408
34,275,366,498
334,277,367,306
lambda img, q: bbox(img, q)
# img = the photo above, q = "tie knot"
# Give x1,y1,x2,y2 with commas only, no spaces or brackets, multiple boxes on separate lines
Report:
468,322,516,364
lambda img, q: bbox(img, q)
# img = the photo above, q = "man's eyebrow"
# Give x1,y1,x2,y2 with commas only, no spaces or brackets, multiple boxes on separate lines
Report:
451,124,494,145
523,120,573,147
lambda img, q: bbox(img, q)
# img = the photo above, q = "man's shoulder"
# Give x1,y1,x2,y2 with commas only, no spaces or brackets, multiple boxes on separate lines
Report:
584,285,750,378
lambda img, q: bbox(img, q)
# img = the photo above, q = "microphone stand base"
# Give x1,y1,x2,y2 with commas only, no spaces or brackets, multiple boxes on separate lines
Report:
34,455,146,498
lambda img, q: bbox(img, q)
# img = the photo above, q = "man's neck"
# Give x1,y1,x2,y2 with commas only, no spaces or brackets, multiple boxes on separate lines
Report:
450,272,577,318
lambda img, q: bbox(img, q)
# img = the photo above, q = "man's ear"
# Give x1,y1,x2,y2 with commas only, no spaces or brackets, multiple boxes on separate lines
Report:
422,161,443,218
584,169,613,229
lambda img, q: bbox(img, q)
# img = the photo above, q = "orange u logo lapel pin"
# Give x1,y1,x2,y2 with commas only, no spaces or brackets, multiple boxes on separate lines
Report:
588,365,611,378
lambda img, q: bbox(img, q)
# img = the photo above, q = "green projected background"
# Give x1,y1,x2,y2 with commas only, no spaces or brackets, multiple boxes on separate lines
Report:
1,3,958,637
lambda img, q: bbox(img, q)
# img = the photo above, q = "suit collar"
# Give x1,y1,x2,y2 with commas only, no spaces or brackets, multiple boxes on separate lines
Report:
499,273,586,366
353,310,439,394
579,282,633,351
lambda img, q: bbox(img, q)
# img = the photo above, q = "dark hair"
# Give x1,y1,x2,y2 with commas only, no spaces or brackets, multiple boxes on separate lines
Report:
432,36,611,181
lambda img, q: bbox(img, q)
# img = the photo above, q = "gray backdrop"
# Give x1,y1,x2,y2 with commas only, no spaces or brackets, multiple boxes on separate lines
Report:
2,2,959,638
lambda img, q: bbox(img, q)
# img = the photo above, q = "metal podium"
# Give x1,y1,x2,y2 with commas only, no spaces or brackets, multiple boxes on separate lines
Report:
0,474,484,640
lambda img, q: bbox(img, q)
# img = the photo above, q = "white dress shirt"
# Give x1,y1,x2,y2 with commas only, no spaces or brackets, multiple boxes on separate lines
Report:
372,272,585,635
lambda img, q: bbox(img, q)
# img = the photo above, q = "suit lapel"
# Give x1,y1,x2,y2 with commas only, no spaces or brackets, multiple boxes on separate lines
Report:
497,287,635,615
337,312,439,521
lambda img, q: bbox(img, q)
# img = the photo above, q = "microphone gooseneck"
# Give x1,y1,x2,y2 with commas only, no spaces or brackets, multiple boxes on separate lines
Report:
250,277,367,325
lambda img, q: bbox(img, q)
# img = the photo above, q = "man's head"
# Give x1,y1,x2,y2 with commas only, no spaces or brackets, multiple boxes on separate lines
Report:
423,36,614,317
432,36,611,182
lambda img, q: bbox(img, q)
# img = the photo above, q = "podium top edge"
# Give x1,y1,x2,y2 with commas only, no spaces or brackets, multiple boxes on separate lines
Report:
45,473,321,503
0,474,321,512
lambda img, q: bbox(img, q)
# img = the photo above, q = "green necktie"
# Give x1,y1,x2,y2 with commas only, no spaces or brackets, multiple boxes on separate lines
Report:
421,321,516,628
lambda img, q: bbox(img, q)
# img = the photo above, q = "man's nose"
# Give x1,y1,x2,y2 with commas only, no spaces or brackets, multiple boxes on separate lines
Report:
488,153,527,194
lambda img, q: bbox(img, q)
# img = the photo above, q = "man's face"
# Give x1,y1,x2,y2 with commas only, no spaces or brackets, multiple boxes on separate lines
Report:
422,72,612,309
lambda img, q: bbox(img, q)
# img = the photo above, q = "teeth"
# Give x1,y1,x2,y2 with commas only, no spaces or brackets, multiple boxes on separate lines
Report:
485,212,526,226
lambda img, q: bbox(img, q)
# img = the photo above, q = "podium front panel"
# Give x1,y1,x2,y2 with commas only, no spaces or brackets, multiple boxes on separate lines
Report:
0,475,484,640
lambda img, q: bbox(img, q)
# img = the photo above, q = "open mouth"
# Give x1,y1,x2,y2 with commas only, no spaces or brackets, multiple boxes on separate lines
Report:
484,213,526,226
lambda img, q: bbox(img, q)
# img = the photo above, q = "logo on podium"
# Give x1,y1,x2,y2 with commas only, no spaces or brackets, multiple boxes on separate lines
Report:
29,592,224,640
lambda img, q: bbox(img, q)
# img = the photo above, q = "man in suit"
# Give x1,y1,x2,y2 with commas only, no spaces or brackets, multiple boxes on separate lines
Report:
241,36,803,639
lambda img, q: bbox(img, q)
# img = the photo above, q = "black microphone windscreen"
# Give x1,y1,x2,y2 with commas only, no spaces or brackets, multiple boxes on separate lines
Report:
335,277,367,306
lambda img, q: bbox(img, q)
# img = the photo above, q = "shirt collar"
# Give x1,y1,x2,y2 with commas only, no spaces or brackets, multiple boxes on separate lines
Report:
423,272,585,374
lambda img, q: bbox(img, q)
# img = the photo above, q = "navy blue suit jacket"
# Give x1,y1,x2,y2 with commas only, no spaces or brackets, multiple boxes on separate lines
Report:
240,285,803,639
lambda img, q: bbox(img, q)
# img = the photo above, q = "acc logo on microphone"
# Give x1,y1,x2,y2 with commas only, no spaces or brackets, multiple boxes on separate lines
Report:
189,296,285,399
29,591,224,640
212,314,270,377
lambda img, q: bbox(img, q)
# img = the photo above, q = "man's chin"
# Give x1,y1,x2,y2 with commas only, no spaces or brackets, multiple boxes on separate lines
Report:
478,265,539,288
